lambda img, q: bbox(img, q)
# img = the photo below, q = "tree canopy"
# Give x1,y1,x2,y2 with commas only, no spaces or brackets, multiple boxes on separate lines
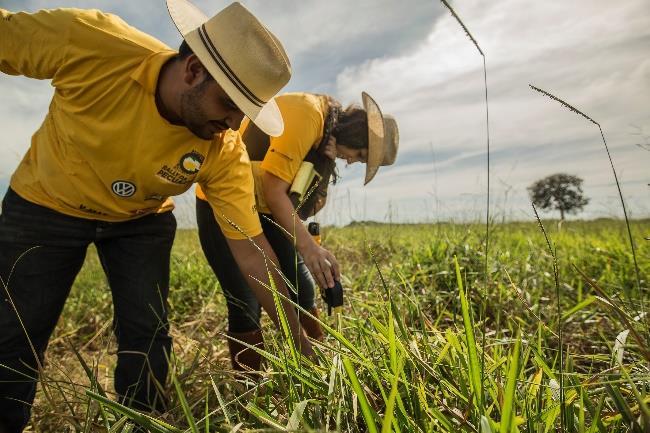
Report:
528,173,589,220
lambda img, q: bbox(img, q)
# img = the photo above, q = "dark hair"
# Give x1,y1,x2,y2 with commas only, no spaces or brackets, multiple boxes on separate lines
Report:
332,105,368,150
177,40,214,82
177,39,194,59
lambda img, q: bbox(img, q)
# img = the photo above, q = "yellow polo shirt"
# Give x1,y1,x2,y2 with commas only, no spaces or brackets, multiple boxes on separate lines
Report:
196,93,328,214
1,8,261,239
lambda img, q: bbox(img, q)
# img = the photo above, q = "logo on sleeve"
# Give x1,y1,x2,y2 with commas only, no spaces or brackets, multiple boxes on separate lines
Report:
179,151,205,175
111,181,136,197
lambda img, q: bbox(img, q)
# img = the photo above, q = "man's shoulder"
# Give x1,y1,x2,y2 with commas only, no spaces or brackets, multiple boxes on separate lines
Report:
66,8,169,54
197,130,251,183
277,92,320,110
216,129,247,156
201,130,247,165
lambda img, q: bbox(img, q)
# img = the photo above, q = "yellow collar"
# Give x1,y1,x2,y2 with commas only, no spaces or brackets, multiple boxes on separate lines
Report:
130,50,177,94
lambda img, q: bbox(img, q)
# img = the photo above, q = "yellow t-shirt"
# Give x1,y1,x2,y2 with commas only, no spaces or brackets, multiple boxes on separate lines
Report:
1,8,261,239
196,93,328,214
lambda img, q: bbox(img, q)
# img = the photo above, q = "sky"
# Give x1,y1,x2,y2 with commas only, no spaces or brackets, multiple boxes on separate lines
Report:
0,0,648,227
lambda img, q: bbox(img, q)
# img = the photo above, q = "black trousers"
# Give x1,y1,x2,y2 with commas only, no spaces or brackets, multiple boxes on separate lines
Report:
196,197,316,333
0,189,176,433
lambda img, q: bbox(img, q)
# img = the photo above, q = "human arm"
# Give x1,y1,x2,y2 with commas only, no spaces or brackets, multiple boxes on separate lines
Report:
261,170,340,289
0,8,73,78
257,96,340,288
198,131,316,357
226,235,314,358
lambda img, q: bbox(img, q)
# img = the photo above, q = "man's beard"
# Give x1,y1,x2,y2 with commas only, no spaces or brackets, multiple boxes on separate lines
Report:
179,81,216,140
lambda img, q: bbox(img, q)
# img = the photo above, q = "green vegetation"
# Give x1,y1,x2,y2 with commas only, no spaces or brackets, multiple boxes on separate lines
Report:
30,219,649,432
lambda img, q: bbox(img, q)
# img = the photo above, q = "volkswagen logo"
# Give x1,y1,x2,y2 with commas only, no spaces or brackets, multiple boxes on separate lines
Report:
111,180,136,197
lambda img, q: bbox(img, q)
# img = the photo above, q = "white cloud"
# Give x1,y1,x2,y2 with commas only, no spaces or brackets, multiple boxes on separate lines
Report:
1,0,648,225
327,0,650,224
0,77,52,179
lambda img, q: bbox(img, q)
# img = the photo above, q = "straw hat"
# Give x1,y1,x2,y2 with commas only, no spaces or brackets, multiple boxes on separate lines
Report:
167,0,291,136
362,92,399,185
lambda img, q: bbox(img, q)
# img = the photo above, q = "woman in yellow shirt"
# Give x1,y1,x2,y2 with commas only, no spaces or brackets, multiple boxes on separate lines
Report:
196,92,398,372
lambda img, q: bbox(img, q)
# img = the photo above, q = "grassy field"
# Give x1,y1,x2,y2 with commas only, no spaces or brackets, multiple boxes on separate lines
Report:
30,219,649,432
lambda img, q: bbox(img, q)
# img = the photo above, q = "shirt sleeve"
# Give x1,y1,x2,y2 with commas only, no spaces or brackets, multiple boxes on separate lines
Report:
0,8,74,79
259,100,323,184
197,131,263,240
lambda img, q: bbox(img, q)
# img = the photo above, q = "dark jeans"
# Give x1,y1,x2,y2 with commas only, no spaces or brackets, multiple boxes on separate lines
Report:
0,188,176,433
196,197,316,333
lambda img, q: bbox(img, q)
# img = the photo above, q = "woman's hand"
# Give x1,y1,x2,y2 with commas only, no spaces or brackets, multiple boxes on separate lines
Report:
300,241,340,289
322,135,337,160
261,171,340,288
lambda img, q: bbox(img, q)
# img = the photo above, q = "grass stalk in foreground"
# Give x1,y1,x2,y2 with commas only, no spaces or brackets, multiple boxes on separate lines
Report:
439,0,492,401
454,256,483,412
529,85,644,320
532,203,566,432
30,221,650,431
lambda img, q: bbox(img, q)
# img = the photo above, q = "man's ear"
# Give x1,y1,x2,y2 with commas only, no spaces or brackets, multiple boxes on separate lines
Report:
182,55,208,86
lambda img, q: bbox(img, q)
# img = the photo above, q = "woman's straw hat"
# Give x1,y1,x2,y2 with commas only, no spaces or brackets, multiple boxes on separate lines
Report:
167,0,291,136
362,92,399,185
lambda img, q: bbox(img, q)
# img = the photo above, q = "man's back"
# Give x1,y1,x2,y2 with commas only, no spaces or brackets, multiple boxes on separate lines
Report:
1,8,224,220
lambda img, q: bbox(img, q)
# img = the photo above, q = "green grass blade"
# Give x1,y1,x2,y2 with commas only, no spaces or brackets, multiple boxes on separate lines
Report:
500,331,521,433
86,390,182,433
381,355,404,433
204,389,209,433
227,423,243,433
267,268,299,366
455,255,483,409
171,368,199,433
561,296,597,321
605,383,639,429
481,415,494,433
245,402,288,431
108,416,129,433
286,399,310,431
209,373,231,425
342,356,379,433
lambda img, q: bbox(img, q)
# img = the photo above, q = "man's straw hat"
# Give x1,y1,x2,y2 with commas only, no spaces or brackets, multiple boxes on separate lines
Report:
167,0,291,136
362,92,399,185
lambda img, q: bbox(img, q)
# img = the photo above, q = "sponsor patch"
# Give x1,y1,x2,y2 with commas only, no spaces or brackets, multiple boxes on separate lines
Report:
156,151,205,185
179,151,205,175
111,180,136,197
156,165,192,184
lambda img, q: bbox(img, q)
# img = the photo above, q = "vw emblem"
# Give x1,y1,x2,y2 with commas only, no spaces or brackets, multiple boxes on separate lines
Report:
111,180,136,197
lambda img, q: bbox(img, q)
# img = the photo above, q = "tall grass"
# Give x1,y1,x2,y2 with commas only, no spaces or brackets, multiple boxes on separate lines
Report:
528,85,643,306
24,220,650,432
532,204,566,432
438,1,492,417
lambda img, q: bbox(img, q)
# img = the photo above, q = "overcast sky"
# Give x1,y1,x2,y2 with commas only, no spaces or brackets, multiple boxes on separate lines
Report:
0,0,648,226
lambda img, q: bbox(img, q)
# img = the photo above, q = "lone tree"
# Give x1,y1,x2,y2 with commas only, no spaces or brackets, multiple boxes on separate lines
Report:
528,173,589,220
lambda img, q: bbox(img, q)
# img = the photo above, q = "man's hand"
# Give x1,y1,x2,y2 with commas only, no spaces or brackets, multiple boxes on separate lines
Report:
226,235,315,359
300,242,340,289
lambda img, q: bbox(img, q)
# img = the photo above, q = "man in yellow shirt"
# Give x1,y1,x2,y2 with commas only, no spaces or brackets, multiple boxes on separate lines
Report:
0,1,314,430
196,92,399,371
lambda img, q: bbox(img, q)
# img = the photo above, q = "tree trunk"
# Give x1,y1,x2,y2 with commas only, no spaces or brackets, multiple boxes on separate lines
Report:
560,208,565,221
